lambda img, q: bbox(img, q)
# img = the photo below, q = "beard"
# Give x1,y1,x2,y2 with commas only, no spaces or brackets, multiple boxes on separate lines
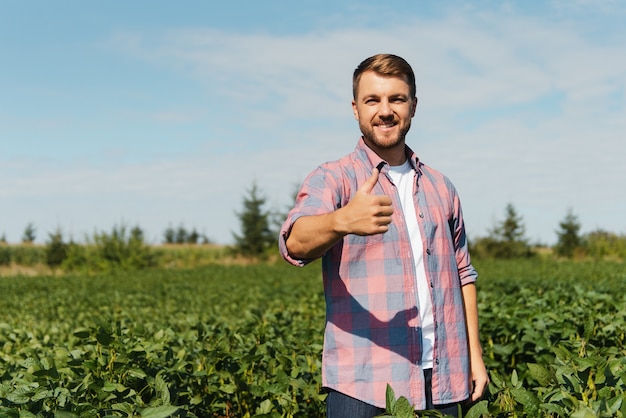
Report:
360,118,412,150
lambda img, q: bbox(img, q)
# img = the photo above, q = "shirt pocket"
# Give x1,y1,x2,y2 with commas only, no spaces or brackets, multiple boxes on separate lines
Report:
347,233,385,247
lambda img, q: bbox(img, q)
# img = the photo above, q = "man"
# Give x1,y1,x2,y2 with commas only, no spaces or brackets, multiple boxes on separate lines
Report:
278,54,488,417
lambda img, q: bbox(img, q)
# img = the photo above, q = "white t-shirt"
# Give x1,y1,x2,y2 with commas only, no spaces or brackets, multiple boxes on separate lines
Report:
388,160,435,368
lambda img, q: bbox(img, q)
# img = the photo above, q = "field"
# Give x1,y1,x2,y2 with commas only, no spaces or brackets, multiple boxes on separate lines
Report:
0,259,625,417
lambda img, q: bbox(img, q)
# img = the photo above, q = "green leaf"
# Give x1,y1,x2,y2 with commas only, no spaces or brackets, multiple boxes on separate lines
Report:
111,403,134,414
54,412,79,418
255,399,274,415
96,327,114,346
464,400,489,418
393,396,414,418
385,384,396,413
540,403,568,416
570,406,598,418
220,383,237,394
102,381,118,392
510,387,539,413
489,370,504,389
128,368,147,379
31,388,53,402
527,363,552,386
155,372,170,404
140,406,180,418
5,386,30,404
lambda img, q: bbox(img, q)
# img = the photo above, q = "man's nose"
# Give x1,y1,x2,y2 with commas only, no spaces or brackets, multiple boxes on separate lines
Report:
378,99,392,116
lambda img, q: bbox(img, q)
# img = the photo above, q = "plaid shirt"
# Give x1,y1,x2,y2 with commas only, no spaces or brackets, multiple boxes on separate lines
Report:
279,138,477,410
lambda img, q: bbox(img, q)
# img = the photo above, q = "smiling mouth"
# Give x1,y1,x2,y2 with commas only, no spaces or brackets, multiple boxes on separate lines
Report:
376,122,397,130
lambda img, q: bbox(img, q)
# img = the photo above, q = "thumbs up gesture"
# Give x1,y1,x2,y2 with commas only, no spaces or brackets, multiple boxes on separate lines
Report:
340,168,394,236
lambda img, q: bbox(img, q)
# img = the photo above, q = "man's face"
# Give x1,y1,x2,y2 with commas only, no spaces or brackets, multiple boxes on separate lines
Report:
352,71,417,156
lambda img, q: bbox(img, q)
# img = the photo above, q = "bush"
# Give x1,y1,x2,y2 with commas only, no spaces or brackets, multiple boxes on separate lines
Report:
582,230,626,260
0,245,11,266
88,225,156,272
11,245,46,266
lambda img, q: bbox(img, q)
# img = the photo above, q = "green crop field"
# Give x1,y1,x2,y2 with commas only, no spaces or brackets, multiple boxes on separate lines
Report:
0,259,625,417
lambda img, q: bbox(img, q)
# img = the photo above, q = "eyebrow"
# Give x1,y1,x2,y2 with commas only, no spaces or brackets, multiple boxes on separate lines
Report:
360,93,409,101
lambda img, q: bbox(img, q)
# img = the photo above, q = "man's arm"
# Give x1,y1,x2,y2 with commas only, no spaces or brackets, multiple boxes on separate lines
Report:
286,168,393,259
461,282,489,402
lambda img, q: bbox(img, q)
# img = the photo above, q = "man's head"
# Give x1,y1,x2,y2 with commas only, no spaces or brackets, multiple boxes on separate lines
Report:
352,54,416,101
351,54,417,165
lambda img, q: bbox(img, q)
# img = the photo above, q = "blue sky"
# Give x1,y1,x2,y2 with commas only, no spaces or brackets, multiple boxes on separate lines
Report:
2,0,625,245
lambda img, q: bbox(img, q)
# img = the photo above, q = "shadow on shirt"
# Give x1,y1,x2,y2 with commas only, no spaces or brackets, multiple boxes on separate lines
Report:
327,274,421,362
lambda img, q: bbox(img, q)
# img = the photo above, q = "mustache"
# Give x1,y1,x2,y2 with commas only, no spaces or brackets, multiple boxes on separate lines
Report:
374,117,399,125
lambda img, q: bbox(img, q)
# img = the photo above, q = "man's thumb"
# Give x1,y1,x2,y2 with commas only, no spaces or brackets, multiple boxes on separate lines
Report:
360,168,380,194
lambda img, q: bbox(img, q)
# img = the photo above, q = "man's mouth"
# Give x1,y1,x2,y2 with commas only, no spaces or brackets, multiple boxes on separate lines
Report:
376,122,397,130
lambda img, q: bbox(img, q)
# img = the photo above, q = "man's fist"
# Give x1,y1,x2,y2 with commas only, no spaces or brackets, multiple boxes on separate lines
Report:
342,168,393,236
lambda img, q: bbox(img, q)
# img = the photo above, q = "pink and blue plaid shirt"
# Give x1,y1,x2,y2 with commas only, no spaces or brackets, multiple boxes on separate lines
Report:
279,138,477,410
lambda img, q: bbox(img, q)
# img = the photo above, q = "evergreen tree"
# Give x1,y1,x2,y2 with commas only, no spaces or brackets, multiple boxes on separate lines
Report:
233,182,275,257
554,208,582,258
22,222,37,243
175,224,189,244
494,203,527,243
45,228,68,268
163,225,176,244
478,203,532,259
187,228,200,244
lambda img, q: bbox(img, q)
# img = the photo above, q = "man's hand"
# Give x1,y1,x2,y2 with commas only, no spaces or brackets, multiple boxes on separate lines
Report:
337,168,393,236
469,354,489,402
285,168,393,259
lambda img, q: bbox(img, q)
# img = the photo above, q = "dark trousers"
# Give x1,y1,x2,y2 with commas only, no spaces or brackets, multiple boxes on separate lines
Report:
326,369,461,418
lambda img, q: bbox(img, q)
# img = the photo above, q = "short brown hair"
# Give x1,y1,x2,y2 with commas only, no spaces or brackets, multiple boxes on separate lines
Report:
352,54,416,100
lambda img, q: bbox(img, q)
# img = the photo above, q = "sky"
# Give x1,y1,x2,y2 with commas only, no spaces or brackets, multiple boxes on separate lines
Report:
1,0,625,246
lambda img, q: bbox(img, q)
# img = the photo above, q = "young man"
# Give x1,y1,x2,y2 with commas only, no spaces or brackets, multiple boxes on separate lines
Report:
279,54,488,417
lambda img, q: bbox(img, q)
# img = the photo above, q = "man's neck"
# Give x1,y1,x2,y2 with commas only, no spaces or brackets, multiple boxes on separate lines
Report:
373,144,407,166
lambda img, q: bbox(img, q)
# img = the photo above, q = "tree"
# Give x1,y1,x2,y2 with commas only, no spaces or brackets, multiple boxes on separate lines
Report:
163,225,176,244
554,208,582,258
175,224,189,244
45,228,68,268
187,228,200,244
0,233,6,244
233,182,275,257
494,203,527,243
22,222,36,243
472,203,532,259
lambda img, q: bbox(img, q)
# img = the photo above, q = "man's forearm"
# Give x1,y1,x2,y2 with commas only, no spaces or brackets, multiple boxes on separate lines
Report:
285,212,346,259
461,282,489,400
461,283,482,357
285,167,393,259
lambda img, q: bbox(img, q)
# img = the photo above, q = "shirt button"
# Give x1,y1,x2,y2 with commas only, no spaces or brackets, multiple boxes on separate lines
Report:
419,212,424,218
435,359,440,365
426,249,431,255
430,281,434,288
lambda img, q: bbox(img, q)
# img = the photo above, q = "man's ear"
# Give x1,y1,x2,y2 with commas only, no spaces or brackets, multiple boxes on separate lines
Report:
352,100,359,121
411,97,418,117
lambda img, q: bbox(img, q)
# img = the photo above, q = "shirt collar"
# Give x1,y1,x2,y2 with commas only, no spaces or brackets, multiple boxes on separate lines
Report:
355,136,422,175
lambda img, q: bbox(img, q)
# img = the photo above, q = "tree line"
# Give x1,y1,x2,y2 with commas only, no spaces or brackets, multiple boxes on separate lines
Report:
2,183,625,268
230,184,626,261
1,223,213,247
